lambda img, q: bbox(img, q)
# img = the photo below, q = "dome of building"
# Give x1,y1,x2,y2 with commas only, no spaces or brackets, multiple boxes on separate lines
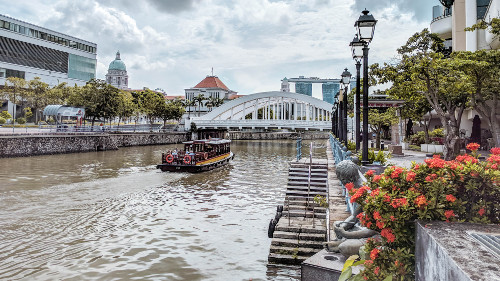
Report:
108,51,126,71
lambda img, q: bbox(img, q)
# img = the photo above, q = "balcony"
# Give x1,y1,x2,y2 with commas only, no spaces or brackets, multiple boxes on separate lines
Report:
430,13,452,39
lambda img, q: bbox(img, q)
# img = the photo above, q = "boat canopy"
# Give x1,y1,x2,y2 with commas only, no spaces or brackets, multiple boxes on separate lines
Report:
183,139,231,145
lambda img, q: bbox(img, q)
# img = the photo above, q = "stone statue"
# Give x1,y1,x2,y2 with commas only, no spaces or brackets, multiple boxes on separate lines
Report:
325,160,378,258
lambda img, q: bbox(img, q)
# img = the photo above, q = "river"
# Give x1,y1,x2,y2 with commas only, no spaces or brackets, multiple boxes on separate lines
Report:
0,140,325,281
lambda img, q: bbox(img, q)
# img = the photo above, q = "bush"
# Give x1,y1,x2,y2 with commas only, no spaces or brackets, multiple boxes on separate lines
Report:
16,117,26,124
430,128,444,138
408,145,420,151
348,144,500,280
347,140,356,151
409,131,426,146
0,117,5,124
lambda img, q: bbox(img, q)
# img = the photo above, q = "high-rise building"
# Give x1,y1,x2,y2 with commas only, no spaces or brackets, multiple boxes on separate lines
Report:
105,51,129,90
0,14,97,86
295,82,312,96
322,82,340,104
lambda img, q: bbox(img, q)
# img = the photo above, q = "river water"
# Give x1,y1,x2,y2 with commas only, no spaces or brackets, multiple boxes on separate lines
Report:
0,140,325,281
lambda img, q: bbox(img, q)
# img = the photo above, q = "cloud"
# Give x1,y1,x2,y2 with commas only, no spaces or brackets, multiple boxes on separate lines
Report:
146,0,201,13
351,0,437,22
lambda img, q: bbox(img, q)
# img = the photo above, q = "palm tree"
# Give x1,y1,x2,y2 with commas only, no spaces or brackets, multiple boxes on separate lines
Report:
183,99,196,117
193,94,206,117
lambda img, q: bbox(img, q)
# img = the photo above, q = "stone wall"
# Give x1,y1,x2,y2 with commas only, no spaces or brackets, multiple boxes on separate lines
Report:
0,132,189,158
227,131,329,140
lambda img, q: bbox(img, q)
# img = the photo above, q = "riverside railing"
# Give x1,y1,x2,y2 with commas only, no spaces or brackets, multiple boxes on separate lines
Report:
329,133,367,216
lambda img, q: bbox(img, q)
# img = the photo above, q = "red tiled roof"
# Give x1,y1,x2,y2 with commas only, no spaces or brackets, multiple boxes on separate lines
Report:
193,76,230,90
164,96,185,100
229,94,244,100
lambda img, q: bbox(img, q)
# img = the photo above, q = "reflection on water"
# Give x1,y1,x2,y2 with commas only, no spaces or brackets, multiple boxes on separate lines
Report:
0,140,324,280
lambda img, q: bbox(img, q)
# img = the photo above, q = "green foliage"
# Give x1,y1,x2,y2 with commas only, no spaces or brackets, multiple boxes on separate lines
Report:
351,148,500,280
0,117,5,124
408,145,421,151
16,117,26,124
313,195,328,208
374,150,391,165
339,255,366,281
0,111,12,120
409,131,426,146
347,140,356,151
429,128,444,138
23,107,33,120
190,122,197,133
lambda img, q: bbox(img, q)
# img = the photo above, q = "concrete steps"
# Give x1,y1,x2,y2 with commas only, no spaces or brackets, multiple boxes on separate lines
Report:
268,161,329,265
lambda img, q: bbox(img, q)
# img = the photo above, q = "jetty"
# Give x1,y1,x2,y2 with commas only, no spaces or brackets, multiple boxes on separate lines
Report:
268,156,329,265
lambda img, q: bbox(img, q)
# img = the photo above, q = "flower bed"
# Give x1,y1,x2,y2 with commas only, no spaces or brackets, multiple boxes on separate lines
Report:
346,144,499,280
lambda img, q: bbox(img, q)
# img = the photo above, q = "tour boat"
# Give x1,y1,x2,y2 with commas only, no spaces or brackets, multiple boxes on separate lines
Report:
157,138,234,173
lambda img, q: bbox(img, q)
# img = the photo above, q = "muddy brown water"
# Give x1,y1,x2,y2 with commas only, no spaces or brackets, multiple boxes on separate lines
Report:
0,140,326,281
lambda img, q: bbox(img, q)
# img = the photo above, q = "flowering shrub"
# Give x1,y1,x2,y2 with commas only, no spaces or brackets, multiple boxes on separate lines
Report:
347,144,499,280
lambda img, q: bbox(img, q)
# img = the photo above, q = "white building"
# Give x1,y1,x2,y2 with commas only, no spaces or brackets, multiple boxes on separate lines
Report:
431,0,500,51
0,14,97,87
184,75,237,115
105,51,129,90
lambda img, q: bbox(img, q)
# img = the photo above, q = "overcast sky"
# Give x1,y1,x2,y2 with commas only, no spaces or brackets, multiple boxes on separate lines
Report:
4,0,439,99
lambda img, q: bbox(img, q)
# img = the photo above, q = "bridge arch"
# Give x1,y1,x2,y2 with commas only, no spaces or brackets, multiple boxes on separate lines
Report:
188,91,333,131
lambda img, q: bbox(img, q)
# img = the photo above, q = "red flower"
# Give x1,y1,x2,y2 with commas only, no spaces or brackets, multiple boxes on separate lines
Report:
491,147,500,155
356,212,364,220
381,228,395,242
390,167,404,179
373,175,382,183
415,195,428,207
391,198,408,208
365,221,372,228
345,182,354,191
446,194,456,203
373,211,382,220
395,260,399,267
470,171,479,177
467,142,480,151
364,260,373,266
376,220,385,229
390,215,395,221
478,208,485,216
370,188,380,197
374,267,380,275
365,170,375,177
444,210,455,219
383,194,391,202
370,248,380,260
406,171,416,182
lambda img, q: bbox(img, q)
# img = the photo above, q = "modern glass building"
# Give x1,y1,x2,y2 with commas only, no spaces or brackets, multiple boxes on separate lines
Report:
295,82,312,96
0,14,97,86
322,82,339,104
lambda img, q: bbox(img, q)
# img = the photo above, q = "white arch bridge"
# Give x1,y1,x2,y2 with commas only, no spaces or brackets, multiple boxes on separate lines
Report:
186,91,333,131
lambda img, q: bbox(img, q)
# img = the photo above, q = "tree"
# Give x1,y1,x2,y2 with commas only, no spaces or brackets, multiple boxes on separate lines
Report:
373,29,471,159
192,94,206,117
366,108,398,149
27,77,50,124
138,89,164,125
116,90,136,127
66,79,121,126
158,99,186,127
183,99,196,117
3,77,27,127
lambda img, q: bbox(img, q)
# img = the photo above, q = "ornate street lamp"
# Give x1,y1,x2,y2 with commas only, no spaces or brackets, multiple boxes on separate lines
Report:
332,102,338,135
439,0,454,8
337,89,344,142
341,68,351,147
350,35,363,151
355,9,377,165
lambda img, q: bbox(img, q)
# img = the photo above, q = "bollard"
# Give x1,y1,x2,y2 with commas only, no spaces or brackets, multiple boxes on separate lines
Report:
381,141,384,150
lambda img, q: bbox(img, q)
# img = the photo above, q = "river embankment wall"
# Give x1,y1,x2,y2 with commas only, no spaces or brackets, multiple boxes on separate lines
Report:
0,132,190,158
228,131,329,140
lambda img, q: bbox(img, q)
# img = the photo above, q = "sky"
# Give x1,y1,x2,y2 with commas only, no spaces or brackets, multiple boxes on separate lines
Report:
3,0,439,99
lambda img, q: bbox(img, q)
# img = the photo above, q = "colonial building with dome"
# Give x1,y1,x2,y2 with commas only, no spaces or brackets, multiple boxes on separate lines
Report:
105,51,129,90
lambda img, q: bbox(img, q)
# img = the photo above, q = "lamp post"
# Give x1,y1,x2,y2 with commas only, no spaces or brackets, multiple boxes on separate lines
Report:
341,68,352,147
331,102,338,135
350,35,363,151
338,89,343,142
355,9,377,165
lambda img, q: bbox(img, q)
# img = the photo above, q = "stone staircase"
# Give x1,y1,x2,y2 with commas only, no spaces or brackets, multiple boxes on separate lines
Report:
268,161,329,265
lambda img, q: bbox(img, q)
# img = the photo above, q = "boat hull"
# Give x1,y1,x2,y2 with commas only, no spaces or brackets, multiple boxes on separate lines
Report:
156,152,234,173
